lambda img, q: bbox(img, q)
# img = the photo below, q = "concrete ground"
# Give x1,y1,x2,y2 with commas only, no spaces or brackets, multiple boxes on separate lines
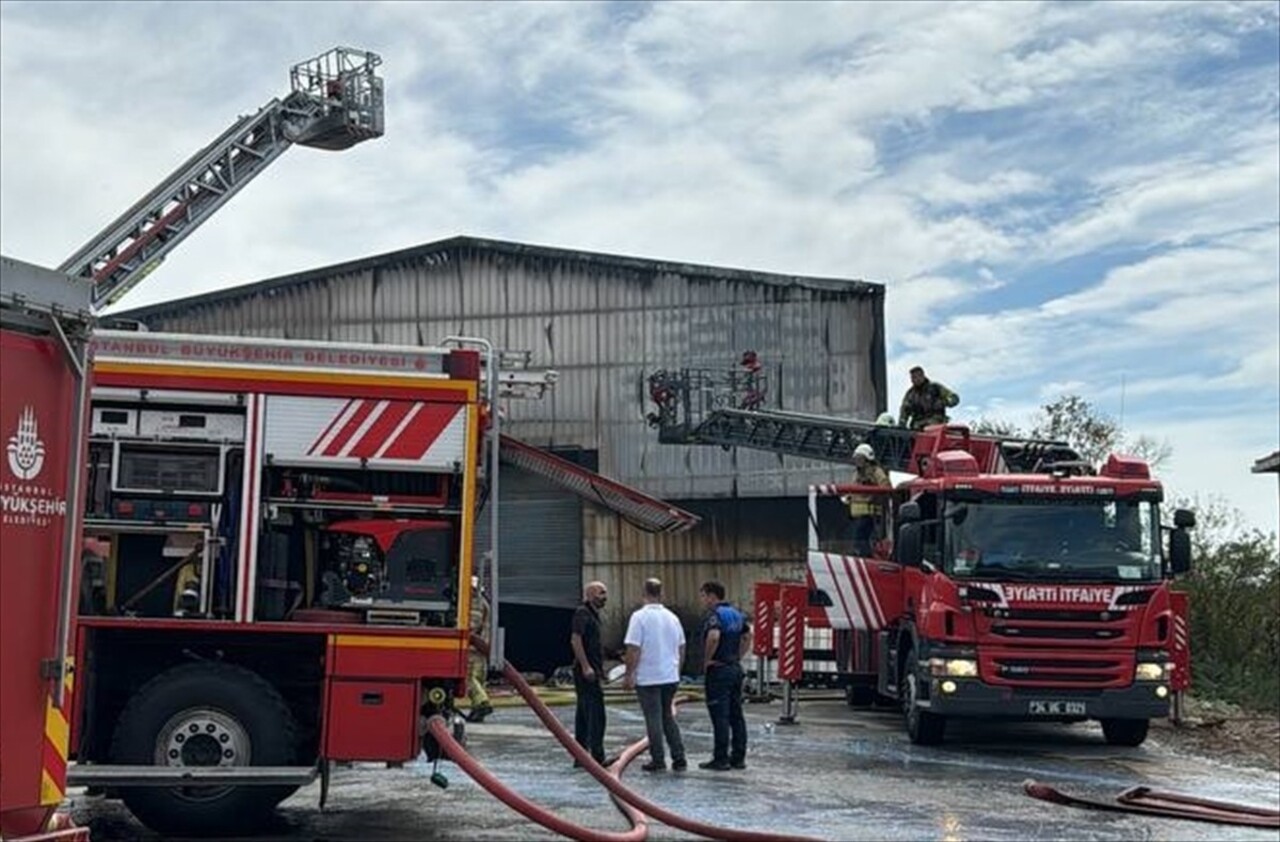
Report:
72,694,1280,841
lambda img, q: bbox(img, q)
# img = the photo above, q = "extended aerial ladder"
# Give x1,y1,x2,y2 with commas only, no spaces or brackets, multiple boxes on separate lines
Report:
646,365,1083,475
58,47,385,311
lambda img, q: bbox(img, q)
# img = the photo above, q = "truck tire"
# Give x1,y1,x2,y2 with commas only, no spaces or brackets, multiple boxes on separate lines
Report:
1100,717,1149,747
900,647,945,746
110,661,299,836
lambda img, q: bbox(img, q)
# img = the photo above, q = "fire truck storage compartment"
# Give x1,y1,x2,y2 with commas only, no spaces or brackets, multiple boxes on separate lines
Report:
324,680,418,761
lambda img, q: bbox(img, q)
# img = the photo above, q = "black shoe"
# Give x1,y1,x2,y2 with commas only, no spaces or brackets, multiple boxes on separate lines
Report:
671,758,688,771
640,760,666,772
730,759,747,770
699,759,731,771
602,753,622,768
468,703,493,723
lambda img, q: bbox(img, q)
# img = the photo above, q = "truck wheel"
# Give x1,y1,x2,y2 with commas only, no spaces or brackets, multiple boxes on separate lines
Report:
901,652,945,746
110,661,299,836
1100,717,1149,747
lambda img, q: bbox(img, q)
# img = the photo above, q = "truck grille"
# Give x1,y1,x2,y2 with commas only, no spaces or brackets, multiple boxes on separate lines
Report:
982,650,1131,688
982,606,1132,643
991,625,1124,640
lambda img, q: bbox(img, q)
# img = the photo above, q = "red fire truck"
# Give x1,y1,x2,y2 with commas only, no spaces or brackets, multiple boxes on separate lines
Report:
59,330,510,835
1,257,94,842
648,371,1195,747
804,424,1194,746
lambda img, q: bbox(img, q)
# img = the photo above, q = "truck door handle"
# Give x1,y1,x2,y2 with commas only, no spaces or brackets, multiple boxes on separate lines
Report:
360,692,384,706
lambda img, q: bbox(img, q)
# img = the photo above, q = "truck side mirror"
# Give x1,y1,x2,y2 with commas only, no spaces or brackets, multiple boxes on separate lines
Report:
1168,529,1192,576
898,502,922,524
1173,508,1196,529
897,522,923,567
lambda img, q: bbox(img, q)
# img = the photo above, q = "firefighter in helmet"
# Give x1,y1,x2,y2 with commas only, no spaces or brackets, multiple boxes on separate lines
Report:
844,443,892,556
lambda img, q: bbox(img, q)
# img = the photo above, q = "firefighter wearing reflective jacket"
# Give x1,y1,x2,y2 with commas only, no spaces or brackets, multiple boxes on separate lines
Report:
898,366,960,430
845,444,891,556
466,577,493,722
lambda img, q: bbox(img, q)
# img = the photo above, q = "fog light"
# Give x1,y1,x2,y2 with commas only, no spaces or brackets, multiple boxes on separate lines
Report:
1134,662,1167,681
1155,685,1169,699
941,680,958,694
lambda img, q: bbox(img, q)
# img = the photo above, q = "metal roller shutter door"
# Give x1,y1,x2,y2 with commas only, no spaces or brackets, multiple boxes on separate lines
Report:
474,465,581,609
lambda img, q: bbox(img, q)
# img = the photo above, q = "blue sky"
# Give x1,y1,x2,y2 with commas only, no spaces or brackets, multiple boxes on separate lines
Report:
2,1,1277,534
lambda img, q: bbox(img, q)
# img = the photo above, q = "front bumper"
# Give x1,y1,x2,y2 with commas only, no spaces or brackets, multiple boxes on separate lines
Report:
918,678,1171,721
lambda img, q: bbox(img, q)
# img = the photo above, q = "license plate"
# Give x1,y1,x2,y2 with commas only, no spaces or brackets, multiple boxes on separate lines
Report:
1028,700,1086,716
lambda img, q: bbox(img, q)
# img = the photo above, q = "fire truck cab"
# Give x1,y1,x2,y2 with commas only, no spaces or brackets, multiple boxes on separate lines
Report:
806,424,1195,746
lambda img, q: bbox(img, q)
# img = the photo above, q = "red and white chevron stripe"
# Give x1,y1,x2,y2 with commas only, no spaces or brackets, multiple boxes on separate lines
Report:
265,396,465,467
807,551,888,632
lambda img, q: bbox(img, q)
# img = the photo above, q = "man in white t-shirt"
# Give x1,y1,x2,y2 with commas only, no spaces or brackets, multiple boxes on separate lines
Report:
623,578,688,772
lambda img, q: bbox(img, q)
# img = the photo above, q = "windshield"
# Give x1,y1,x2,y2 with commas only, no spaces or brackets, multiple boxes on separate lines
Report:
945,498,1162,583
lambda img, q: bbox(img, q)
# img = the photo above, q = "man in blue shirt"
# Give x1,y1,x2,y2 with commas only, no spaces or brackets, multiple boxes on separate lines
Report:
697,580,750,771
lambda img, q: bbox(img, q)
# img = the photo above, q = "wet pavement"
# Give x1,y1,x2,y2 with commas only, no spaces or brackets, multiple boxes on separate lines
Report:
72,695,1280,841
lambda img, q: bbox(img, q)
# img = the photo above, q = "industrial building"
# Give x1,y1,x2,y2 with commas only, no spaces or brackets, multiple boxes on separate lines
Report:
116,236,887,672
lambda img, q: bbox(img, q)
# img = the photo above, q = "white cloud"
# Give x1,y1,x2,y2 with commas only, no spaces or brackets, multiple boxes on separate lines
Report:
1,0,1277,532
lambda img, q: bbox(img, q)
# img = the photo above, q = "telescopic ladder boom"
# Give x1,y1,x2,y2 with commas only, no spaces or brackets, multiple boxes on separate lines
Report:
59,47,385,311
646,367,1081,475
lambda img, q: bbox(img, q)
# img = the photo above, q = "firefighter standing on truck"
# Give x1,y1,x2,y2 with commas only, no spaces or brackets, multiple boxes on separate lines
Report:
845,443,891,556
466,576,493,723
898,366,960,430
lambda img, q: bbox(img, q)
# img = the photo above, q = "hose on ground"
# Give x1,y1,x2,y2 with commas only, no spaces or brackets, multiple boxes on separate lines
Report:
457,634,826,842
427,716,648,842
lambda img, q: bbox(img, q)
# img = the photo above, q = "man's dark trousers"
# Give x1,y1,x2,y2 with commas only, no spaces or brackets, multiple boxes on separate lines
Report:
705,662,746,764
574,672,606,762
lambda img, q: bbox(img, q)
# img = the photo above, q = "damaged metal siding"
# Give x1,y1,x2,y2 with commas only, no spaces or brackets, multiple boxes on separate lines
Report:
121,237,886,500
581,497,810,645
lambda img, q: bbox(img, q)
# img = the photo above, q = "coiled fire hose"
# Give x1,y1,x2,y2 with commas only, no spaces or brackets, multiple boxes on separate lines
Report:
424,636,826,842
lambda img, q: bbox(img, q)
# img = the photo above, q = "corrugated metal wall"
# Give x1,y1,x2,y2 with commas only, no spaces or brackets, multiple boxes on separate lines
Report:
582,498,809,647
131,238,886,500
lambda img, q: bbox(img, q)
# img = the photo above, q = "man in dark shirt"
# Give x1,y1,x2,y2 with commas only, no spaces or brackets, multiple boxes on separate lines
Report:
569,580,609,766
697,580,750,771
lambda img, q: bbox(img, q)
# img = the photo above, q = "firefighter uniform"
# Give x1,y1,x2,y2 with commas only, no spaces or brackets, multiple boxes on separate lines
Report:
467,585,493,722
899,374,960,430
846,452,891,556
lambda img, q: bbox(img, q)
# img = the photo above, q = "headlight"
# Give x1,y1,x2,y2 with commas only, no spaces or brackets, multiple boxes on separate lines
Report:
1134,662,1168,681
929,658,978,678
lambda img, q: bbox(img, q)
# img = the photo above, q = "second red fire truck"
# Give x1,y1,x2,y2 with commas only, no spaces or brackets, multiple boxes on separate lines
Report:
648,368,1195,748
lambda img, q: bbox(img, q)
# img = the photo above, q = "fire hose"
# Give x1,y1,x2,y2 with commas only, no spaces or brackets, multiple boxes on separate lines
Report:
1024,779,1279,828
423,636,827,842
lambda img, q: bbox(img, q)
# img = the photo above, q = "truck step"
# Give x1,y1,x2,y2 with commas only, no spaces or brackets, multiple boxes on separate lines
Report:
68,764,319,788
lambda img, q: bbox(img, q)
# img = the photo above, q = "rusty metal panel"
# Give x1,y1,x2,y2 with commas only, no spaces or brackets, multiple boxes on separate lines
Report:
581,497,810,641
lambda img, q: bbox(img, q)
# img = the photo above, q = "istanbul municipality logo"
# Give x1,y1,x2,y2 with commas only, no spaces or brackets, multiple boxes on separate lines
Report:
6,406,46,481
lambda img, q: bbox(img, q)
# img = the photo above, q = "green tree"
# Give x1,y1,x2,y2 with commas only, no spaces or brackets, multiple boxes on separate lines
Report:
1174,496,1280,712
972,394,1171,470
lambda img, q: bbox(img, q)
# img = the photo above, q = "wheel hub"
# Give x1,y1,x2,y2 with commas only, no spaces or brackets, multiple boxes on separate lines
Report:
155,708,251,768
